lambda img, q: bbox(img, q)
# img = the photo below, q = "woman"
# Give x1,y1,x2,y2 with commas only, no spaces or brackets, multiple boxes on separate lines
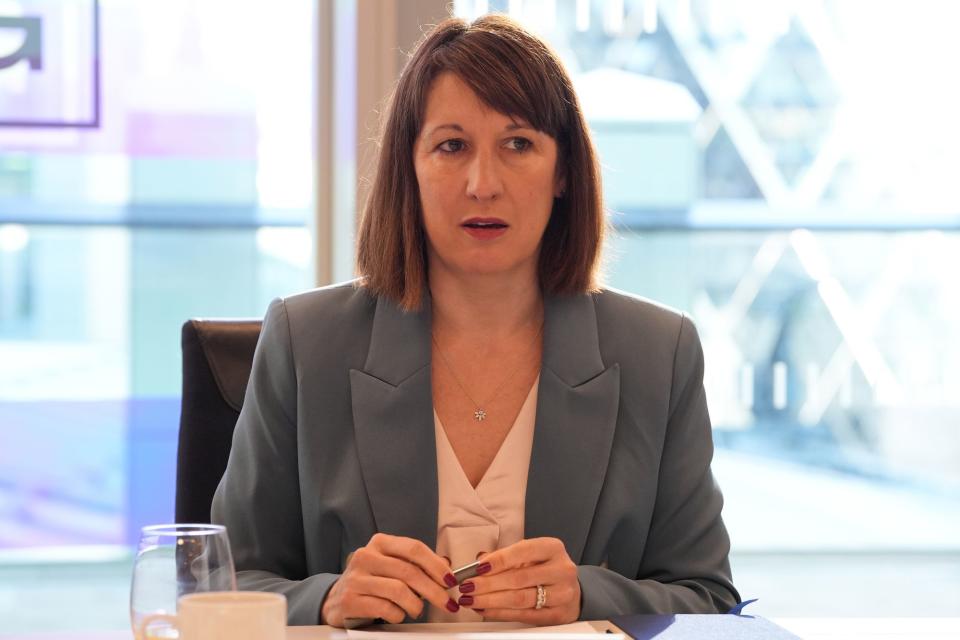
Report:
212,14,739,627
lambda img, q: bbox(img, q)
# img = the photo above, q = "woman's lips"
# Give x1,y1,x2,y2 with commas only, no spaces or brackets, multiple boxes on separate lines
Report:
462,218,508,240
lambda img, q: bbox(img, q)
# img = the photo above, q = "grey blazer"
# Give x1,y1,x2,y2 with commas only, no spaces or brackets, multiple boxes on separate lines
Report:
211,282,739,625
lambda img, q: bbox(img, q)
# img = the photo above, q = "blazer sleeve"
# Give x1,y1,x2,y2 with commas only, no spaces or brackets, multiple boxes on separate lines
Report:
578,314,740,618
211,298,339,625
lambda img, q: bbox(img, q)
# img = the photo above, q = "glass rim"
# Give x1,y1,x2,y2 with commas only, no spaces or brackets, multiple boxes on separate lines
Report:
140,523,226,537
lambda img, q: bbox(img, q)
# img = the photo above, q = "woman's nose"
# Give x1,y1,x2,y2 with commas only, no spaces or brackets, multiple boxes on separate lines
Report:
465,151,503,201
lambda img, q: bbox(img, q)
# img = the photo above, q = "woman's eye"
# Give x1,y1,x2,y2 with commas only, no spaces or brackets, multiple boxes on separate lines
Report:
506,137,533,152
438,139,465,153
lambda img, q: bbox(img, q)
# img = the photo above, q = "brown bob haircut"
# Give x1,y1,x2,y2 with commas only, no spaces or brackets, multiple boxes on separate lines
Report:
356,13,604,311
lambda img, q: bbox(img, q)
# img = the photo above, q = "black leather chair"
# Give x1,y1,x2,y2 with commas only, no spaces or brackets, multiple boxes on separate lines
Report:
176,319,262,523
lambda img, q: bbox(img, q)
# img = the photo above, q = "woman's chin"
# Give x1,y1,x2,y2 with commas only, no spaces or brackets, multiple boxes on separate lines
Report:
428,247,539,281
450,258,536,280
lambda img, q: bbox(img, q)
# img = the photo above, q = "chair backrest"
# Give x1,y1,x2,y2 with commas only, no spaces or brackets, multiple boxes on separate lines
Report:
176,318,262,523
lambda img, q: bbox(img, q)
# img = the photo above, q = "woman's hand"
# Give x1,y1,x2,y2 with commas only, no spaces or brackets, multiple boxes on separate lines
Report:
457,537,581,624
321,533,460,627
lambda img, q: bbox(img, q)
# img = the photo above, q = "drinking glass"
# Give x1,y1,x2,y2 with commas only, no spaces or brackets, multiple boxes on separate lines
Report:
130,524,237,639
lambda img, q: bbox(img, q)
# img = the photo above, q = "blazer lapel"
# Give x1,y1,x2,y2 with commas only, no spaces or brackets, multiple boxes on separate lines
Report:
525,294,620,563
350,295,438,548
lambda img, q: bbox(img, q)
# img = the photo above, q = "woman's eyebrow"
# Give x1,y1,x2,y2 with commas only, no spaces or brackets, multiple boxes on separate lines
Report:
424,123,464,138
424,122,535,138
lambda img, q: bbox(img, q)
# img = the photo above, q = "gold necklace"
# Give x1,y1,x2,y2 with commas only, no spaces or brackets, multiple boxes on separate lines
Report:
431,322,543,422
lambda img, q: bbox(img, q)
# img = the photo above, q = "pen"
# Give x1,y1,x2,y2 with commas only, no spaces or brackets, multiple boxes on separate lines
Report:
452,559,482,583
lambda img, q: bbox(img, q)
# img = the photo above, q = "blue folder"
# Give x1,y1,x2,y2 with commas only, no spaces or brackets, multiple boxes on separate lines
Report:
609,614,800,639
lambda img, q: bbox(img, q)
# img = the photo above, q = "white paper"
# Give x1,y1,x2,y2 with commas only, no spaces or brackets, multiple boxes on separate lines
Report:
346,620,623,639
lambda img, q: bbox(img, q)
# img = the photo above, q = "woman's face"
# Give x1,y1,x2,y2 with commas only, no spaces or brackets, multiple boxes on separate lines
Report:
414,72,564,282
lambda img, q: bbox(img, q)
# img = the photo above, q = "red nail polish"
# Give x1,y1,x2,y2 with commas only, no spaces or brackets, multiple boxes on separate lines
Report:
446,598,460,613
459,581,475,594
458,595,474,606
444,573,457,587
476,562,492,575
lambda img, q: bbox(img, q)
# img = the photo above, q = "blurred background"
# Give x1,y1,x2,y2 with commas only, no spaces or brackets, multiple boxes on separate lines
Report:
1,0,958,633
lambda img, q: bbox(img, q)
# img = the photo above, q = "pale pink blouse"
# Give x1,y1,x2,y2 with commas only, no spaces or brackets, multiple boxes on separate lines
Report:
426,377,540,622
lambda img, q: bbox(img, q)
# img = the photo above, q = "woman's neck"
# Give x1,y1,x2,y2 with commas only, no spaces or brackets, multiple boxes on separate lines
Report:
428,268,543,340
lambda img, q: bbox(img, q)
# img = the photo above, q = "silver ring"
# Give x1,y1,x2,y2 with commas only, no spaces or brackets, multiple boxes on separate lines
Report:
535,584,547,610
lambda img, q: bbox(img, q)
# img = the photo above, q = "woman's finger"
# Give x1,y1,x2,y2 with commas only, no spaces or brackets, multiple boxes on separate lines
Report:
356,551,457,613
461,558,571,596
343,575,424,622
461,581,577,611
368,533,457,590
476,537,565,576
459,584,537,610
339,591,409,625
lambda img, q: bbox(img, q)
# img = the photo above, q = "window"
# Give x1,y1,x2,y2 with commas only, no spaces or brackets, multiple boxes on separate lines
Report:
455,0,960,550
0,0,314,549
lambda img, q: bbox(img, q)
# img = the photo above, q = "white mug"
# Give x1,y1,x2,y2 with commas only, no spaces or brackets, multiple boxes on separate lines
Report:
139,591,286,640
